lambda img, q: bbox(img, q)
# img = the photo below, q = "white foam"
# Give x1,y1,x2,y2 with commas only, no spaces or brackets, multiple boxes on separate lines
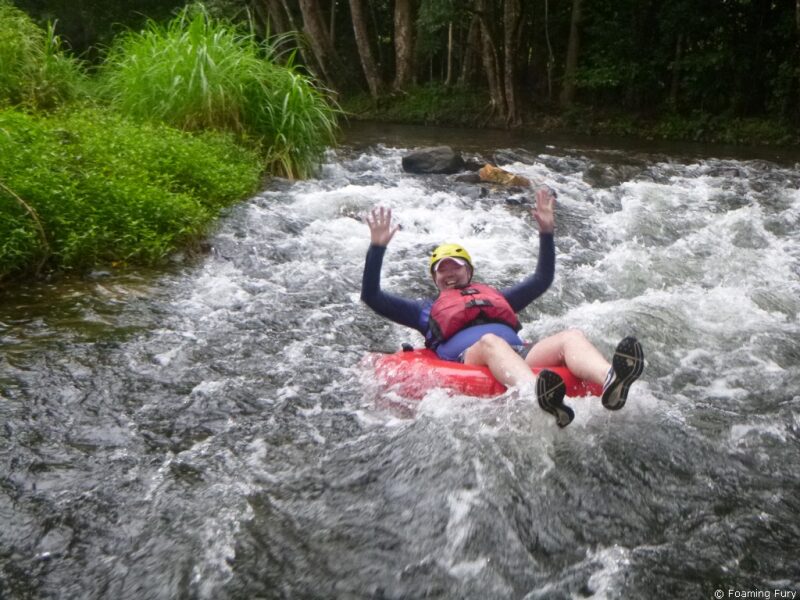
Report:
585,544,634,597
190,380,226,396
729,422,788,445
440,487,498,583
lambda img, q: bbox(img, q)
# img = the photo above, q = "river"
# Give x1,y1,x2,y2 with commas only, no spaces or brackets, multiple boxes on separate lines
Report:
1,123,799,599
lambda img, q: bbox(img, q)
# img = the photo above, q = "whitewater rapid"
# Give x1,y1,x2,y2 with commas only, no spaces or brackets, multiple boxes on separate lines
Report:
1,133,798,599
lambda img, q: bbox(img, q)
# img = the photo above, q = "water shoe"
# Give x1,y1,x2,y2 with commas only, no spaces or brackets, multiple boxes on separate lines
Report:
601,336,644,410
537,369,574,428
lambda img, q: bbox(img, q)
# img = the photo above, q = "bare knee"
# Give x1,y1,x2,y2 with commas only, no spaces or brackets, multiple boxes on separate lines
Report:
464,333,514,365
529,329,590,366
562,328,589,345
469,333,509,358
476,333,507,351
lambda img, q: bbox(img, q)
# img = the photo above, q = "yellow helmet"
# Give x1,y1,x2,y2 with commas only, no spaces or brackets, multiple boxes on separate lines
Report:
429,243,473,273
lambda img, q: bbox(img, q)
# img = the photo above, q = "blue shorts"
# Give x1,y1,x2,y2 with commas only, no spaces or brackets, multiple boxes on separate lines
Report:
434,323,528,362
457,342,533,363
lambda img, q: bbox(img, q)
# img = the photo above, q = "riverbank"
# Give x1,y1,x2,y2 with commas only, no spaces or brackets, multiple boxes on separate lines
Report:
341,85,799,148
0,107,263,284
0,3,338,284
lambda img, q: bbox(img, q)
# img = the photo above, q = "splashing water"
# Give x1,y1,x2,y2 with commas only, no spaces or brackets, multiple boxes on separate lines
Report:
1,129,799,599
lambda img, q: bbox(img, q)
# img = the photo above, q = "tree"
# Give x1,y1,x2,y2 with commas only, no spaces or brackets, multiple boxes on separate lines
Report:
668,32,682,109
13,0,800,128
349,0,384,97
10,0,186,61
250,0,320,71
298,0,346,89
458,15,481,86
252,0,291,35
559,0,582,107
475,0,505,120
795,0,800,121
502,0,522,126
393,0,415,90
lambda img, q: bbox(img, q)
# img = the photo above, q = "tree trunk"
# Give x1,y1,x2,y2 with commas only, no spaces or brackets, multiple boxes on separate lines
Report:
298,0,343,89
476,0,505,120
330,0,337,42
458,16,481,86
668,33,683,109
445,22,454,86
253,0,319,70
559,0,582,107
627,0,656,109
795,0,800,122
393,0,415,90
280,0,301,31
250,1,270,37
349,0,384,97
503,0,522,126
250,0,289,35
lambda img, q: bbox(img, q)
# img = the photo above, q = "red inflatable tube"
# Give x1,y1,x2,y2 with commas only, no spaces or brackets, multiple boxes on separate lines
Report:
371,348,603,400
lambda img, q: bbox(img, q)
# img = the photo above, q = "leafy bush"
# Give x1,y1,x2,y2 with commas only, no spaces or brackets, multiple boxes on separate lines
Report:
0,0,88,109
0,108,262,279
648,112,795,145
342,84,488,126
97,4,338,178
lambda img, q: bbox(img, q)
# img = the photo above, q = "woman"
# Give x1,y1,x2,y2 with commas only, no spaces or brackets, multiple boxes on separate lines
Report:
361,188,644,427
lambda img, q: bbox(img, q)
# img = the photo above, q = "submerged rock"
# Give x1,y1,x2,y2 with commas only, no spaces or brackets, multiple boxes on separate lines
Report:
493,148,538,166
583,163,645,188
401,146,465,174
463,158,485,172
478,164,532,187
453,172,482,184
505,194,532,205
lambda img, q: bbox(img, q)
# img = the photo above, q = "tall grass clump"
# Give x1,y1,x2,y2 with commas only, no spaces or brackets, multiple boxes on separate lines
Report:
0,107,262,280
0,0,88,109
98,4,339,178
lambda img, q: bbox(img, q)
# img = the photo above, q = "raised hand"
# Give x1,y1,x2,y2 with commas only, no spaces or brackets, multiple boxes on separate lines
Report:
532,186,556,233
365,206,400,247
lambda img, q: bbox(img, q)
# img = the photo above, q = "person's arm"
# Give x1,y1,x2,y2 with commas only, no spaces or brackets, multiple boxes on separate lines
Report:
502,233,555,311
361,243,427,330
502,187,556,311
361,207,427,331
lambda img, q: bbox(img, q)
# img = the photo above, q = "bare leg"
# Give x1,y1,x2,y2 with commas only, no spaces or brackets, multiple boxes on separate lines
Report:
462,333,536,388
464,333,577,427
525,329,610,384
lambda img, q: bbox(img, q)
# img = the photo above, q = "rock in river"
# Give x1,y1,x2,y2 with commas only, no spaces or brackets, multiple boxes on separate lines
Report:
402,146,466,174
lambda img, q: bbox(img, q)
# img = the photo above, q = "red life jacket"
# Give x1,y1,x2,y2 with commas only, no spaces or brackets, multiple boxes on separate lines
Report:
428,283,521,343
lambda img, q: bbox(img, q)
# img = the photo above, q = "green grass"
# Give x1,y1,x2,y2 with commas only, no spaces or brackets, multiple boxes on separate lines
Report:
0,107,262,280
0,0,88,110
0,3,345,281
97,4,339,178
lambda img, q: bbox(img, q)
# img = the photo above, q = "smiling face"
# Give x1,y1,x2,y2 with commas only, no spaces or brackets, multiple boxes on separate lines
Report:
432,257,472,291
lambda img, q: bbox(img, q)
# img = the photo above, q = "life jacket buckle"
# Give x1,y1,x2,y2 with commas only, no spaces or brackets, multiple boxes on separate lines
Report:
466,299,493,308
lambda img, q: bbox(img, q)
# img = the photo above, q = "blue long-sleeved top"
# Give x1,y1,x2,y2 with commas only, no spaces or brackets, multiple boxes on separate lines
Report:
361,234,555,360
